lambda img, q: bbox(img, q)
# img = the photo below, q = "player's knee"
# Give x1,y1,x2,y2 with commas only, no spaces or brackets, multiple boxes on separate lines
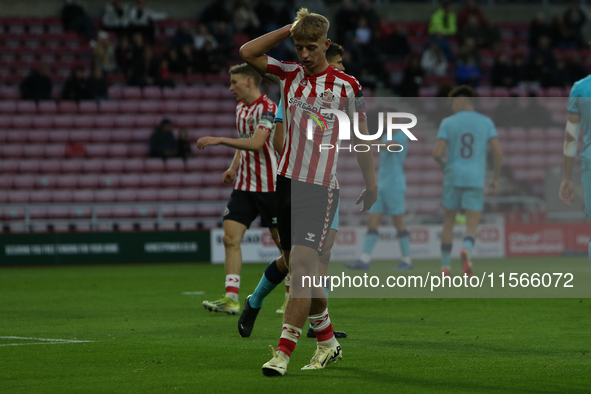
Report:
222,233,241,249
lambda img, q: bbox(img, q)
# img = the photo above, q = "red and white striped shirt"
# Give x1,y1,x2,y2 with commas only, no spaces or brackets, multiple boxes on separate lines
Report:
266,56,366,189
234,93,278,192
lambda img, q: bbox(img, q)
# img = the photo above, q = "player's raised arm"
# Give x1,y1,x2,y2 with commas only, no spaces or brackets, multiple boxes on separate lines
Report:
560,112,581,206
353,120,378,212
197,128,270,152
239,25,292,75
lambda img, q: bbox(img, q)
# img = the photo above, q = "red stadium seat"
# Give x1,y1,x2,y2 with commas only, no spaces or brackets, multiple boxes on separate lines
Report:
23,144,45,158
162,173,182,187
95,190,116,202
165,158,185,172
29,207,48,220
143,86,162,99
18,159,40,173
69,206,92,219
79,100,98,113
14,175,35,189
119,101,140,113
52,190,73,203
199,188,221,201
73,116,95,129
135,115,159,128
85,144,108,157
95,115,115,128
162,87,182,99
128,143,150,157
138,101,161,113
144,158,164,172
16,101,37,114
6,130,28,143
186,158,206,171
30,191,52,203
60,159,83,173
73,189,94,203
179,188,200,201
119,174,141,188
44,144,66,158
112,206,133,218
181,173,203,187
103,159,124,173
35,174,56,189
116,189,138,202
134,205,157,218
99,174,120,188
110,129,133,143
113,115,135,128
1,145,24,158
158,189,179,201
38,101,58,114
108,144,129,157
108,86,122,99
137,188,158,201
12,116,33,128
123,158,144,172
0,101,17,114
78,174,99,189
122,87,142,99
163,100,180,113
181,86,202,99
140,173,161,188
0,175,13,189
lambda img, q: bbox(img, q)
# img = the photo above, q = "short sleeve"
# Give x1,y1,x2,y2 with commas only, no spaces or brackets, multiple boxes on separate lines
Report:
567,83,580,114
346,78,367,123
275,99,283,123
257,101,276,133
266,56,287,80
437,118,449,140
488,119,498,140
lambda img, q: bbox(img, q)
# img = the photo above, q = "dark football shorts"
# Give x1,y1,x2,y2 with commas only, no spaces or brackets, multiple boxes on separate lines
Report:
223,190,278,229
276,175,339,253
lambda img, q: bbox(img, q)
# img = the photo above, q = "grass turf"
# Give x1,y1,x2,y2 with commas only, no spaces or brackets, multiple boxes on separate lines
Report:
1,258,590,393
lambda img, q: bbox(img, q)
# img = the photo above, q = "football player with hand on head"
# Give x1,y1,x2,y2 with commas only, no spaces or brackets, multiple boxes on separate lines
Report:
240,9,378,376
198,64,287,315
238,43,348,341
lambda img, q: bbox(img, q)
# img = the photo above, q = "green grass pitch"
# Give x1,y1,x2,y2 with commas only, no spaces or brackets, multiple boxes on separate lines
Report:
1,258,590,393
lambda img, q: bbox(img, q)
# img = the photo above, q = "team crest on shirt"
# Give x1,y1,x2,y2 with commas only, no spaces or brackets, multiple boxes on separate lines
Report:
319,89,335,105
246,116,255,127
299,79,308,87
224,207,230,216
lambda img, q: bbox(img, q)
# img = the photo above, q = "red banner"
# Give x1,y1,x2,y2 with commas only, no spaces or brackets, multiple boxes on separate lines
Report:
505,223,590,256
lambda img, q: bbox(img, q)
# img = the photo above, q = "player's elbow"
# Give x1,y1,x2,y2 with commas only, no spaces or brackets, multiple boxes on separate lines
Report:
239,45,252,61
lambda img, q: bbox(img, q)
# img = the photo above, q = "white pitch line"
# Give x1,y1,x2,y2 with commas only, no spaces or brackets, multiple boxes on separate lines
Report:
182,291,205,295
0,336,92,343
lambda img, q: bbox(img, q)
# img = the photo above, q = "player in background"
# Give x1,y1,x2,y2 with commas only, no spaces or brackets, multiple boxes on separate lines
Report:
346,112,412,271
238,43,348,340
432,85,503,277
198,64,286,314
240,9,377,376
560,68,591,266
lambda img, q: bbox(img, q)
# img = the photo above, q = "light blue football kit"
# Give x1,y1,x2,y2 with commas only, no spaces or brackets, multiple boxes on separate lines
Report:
567,75,591,218
436,110,498,212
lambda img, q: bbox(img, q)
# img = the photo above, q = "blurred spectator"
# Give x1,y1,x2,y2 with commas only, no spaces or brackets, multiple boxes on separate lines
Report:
254,0,276,33
61,65,89,101
94,31,116,73
199,0,232,25
115,35,134,74
128,46,157,87
156,58,175,88
20,64,53,101
211,21,235,54
550,59,570,88
102,0,131,37
334,0,357,45
458,0,487,29
421,41,448,76
232,0,261,38
428,33,453,61
491,53,515,88
529,12,550,48
179,44,197,73
456,55,482,87
196,41,225,74
150,118,178,159
384,26,411,59
87,67,109,101
459,15,488,48
61,0,97,40
171,21,195,50
358,0,379,28
436,80,454,97
527,54,553,88
512,55,527,86
550,15,578,49
459,37,481,66
195,24,218,51
349,17,373,65
397,54,424,97
528,35,555,68
130,32,147,68
428,1,457,37
128,0,167,43
566,52,586,84
275,0,296,27
564,1,587,48
177,128,193,159
483,18,501,49
166,47,188,74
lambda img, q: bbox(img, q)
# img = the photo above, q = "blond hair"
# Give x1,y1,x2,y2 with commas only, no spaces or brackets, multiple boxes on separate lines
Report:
290,8,330,42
